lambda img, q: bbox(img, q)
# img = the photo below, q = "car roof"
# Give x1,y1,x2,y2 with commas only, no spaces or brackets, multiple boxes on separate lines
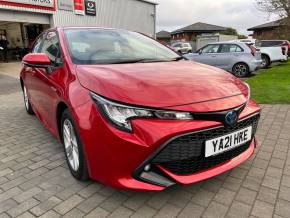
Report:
260,39,286,42
207,41,245,45
49,26,134,33
172,42,189,44
61,26,119,30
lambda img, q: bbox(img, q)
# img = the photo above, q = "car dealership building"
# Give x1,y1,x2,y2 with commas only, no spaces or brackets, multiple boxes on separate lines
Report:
0,0,157,61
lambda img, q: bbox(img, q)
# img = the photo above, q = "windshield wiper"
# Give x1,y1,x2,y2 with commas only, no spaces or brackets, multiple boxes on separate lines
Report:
109,58,167,64
107,57,185,64
136,59,170,63
108,59,149,64
171,56,185,61
136,57,186,63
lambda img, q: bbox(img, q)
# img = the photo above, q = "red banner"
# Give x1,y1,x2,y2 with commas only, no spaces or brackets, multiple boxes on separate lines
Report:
74,0,84,15
0,0,55,11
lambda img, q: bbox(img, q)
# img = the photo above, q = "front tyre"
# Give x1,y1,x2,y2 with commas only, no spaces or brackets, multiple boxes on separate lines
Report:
22,85,34,115
232,63,249,78
61,109,89,181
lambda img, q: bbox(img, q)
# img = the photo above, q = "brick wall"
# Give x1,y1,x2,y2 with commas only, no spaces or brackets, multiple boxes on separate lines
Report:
253,26,290,40
157,38,171,45
171,32,197,41
253,29,275,40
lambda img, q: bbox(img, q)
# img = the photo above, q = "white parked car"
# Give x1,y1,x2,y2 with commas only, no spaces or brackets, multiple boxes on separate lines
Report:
239,39,287,68
171,42,192,54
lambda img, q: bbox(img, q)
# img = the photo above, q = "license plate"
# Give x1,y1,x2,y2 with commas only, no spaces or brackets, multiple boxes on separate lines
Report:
205,126,252,157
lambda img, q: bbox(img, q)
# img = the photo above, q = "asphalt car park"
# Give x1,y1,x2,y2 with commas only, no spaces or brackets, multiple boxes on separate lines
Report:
1,63,290,218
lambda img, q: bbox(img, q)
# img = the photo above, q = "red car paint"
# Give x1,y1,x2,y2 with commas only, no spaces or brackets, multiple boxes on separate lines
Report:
77,62,248,110
20,27,261,191
23,53,51,66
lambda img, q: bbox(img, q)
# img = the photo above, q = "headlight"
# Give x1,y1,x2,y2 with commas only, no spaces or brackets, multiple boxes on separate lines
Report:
91,92,193,132
154,111,193,120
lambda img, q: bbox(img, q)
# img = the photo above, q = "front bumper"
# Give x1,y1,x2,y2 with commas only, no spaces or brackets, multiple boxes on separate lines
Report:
73,99,260,191
160,139,256,184
133,112,259,188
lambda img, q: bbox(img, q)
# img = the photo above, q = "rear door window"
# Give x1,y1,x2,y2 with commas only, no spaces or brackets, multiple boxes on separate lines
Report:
202,44,220,53
260,41,283,47
220,44,244,53
173,43,181,48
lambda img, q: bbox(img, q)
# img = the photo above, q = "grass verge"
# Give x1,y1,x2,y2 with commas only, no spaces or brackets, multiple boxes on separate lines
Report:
246,60,290,104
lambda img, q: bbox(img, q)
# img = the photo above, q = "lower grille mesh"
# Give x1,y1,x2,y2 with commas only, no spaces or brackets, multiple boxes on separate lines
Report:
152,114,260,175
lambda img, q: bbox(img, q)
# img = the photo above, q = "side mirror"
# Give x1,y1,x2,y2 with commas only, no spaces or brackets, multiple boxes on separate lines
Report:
198,50,203,55
23,53,51,67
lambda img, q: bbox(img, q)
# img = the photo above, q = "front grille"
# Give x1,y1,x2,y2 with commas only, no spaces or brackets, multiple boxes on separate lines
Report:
152,114,260,175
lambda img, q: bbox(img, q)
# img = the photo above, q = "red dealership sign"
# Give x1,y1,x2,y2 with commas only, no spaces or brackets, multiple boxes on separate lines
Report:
74,0,85,15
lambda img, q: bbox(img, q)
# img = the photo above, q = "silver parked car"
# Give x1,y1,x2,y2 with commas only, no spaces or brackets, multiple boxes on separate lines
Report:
184,42,262,77
171,42,192,54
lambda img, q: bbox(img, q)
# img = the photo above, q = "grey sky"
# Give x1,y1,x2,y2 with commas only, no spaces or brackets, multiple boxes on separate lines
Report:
155,0,279,35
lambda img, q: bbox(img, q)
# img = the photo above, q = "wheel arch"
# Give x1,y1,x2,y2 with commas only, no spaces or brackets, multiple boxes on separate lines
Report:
261,53,271,61
20,77,24,90
58,102,90,180
56,101,69,138
261,53,271,68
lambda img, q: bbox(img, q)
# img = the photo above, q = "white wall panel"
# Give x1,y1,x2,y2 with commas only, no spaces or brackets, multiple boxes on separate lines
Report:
0,0,156,36
52,0,156,36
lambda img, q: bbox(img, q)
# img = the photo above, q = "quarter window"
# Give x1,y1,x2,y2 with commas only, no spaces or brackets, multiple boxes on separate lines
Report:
220,44,244,53
41,32,62,67
32,34,44,53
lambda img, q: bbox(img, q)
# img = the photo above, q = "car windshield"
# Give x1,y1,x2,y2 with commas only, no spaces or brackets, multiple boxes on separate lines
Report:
64,28,180,65
172,43,181,48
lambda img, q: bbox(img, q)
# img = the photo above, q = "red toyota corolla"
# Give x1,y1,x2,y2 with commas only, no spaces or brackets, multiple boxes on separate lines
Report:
20,27,260,191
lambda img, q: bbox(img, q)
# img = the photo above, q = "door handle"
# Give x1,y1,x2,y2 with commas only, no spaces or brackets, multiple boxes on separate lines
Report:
211,55,216,58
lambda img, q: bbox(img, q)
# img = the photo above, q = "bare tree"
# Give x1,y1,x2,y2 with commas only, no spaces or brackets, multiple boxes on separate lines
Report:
255,0,290,17
255,0,290,39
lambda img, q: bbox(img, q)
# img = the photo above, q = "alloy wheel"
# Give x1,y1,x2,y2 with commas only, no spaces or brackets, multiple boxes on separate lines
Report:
233,63,248,77
63,119,80,172
261,57,267,68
